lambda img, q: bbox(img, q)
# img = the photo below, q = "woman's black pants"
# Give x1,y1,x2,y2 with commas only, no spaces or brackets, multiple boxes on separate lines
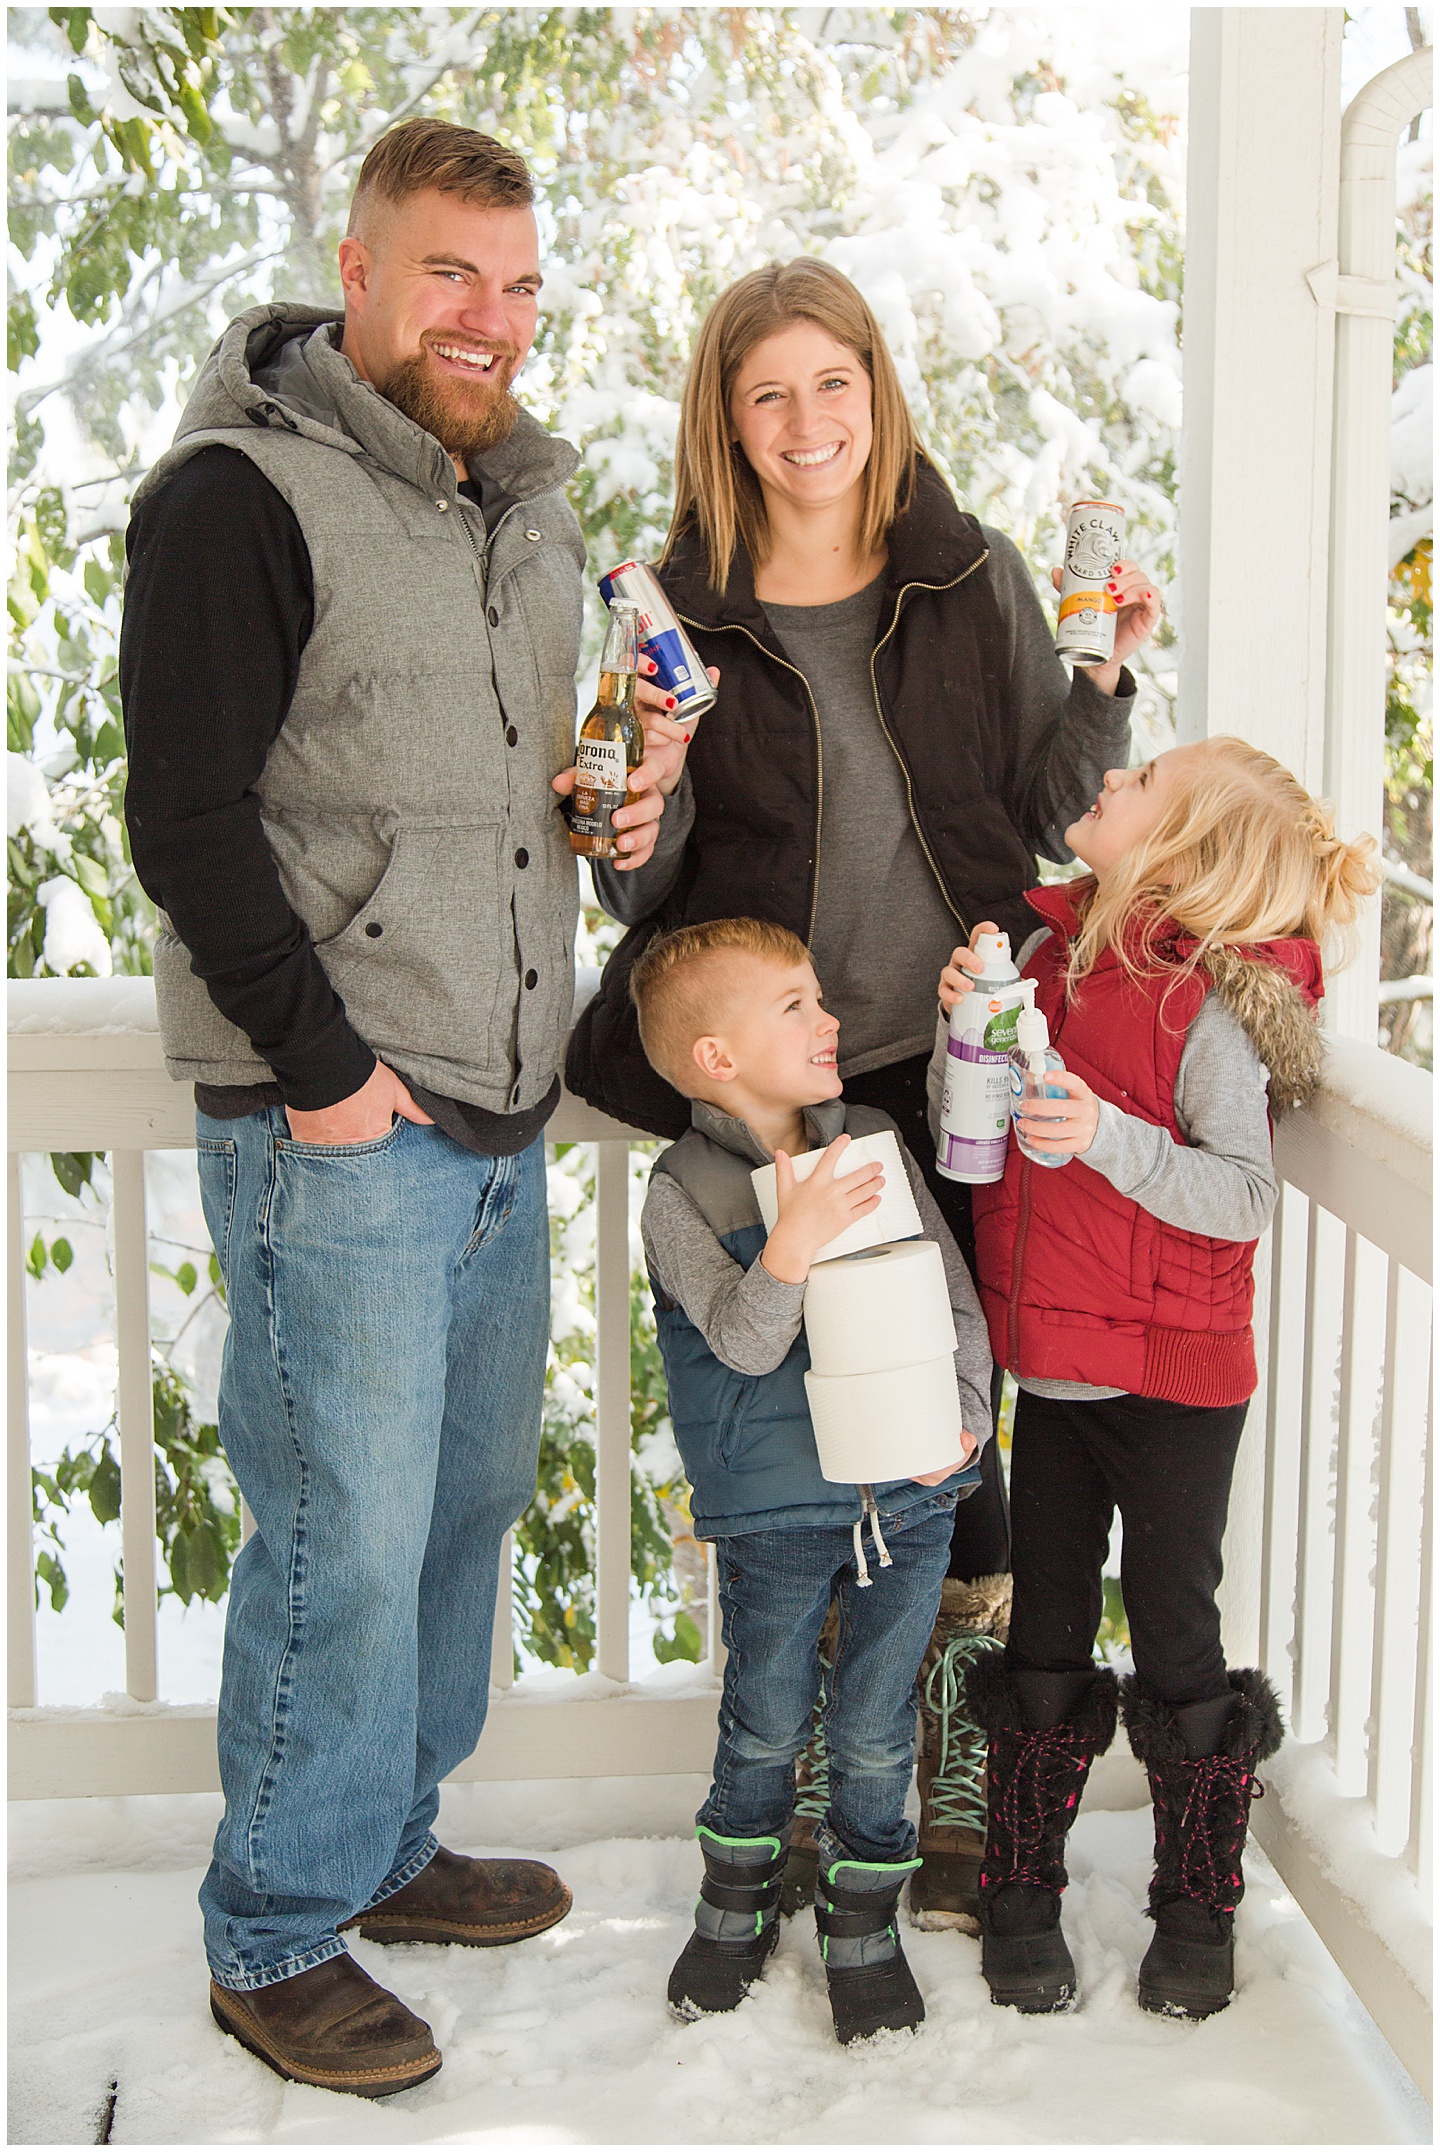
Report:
843,1050,1011,1582
1007,1388,1249,1706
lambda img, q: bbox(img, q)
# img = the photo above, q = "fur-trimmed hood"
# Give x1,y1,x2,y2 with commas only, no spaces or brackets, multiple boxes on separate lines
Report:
1025,884,1326,1116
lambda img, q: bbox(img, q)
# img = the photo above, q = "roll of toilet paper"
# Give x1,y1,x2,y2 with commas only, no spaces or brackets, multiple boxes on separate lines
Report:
804,1355,965,1485
750,1129,923,1265
803,1238,956,1378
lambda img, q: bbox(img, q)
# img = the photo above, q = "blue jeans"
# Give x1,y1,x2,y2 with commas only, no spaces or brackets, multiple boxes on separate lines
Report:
194,1107,550,1990
700,1492,960,1864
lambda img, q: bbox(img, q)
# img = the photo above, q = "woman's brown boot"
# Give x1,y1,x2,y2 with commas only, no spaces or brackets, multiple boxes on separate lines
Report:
909,1573,1012,1932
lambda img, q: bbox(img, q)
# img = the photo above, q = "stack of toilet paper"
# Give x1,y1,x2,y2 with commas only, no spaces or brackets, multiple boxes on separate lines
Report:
801,1240,965,1485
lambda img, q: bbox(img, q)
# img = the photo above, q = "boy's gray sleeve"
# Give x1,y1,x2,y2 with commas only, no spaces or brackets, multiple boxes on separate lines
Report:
899,1146,994,1446
983,527,1134,862
589,766,696,926
641,1169,805,1376
1080,996,1278,1238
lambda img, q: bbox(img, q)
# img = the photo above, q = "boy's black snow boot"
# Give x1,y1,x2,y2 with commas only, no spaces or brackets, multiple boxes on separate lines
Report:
667,1827,786,2019
966,1656,1119,2014
1121,1669,1284,2021
814,1839,925,2045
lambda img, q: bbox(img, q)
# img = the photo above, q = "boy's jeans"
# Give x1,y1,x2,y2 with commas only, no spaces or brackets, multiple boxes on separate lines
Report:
194,1107,549,1991
700,1490,962,1863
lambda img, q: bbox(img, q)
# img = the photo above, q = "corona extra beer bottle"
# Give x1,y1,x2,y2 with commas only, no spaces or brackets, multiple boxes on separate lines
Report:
568,601,644,860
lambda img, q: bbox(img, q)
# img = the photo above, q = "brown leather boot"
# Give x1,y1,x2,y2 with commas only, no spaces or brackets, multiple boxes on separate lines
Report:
210,1953,441,2098
339,1844,572,1947
910,1573,1012,1933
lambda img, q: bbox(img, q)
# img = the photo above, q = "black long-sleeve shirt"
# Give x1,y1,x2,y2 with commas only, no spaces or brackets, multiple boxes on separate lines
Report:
121,444,558,1153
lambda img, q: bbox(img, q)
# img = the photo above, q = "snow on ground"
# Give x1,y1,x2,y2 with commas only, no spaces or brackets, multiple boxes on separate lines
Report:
9,1777,1428,2146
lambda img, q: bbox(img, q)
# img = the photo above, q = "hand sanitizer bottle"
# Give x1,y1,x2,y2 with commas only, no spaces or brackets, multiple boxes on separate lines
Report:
1010,982,1071,1169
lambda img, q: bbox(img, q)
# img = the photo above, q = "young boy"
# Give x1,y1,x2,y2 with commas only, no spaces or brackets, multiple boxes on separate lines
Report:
632,917,994,2045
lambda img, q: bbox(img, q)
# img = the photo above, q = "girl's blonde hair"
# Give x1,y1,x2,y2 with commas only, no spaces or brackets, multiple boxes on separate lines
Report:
1068,735,1379,993
661,259,921,590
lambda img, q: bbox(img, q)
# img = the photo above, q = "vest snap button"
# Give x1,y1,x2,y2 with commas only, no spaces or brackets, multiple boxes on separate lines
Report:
525,528,541,542
488,605,500,626
436,498,449,512
365,922,383,939
514,848,529,869
506,726,518,746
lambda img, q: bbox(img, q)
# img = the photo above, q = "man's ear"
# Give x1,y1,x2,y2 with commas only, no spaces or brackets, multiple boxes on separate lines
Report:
691,1034,736,1085
337,235,371,311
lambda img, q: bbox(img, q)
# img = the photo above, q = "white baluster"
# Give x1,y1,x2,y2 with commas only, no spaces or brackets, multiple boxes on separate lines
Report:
1328,1229,1387,1792
1293,1204,1345,1745
594,1141,631,1683
1409,1358,1433,1893
1260,1182,1308,1717
8,1154,38,1708
490,1529,515,1692
111,1151,159,1703
1368,1262,1431,1851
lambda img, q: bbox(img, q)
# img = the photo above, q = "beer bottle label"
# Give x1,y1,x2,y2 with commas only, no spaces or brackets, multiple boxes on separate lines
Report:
569,734,629,844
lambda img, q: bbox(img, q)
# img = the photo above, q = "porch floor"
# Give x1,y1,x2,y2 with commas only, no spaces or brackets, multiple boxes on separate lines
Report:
9,1777,1428,2146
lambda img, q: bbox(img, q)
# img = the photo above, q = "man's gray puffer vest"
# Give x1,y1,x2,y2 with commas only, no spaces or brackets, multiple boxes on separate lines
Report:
650,1100,971,1539
129,304,586,1116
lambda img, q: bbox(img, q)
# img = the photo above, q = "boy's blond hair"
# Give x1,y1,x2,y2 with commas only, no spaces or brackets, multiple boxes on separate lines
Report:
631,918,812,1092
1068,734,1379,995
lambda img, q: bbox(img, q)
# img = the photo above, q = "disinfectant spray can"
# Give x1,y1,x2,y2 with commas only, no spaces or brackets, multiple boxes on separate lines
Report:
936,932,1028,1185
1055,500,1126,666
598,561,718,725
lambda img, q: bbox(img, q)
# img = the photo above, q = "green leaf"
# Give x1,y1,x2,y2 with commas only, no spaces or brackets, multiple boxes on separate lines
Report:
35,1550,70,1614
653,1608,703,1664
27,1234,47,1280
66,69,97,123
82,556,113,606
50,1237,74,1274
50,1152,96,1199
175,1261,198,1296
89,1441,122,1526
71,852,109,899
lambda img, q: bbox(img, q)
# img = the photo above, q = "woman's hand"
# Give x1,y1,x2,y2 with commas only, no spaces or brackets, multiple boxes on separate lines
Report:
938,919,1002,1012
551,754,671,870
1016,1068,1100,1157
761,1135,884,1284
1050,558,1163,694
634,659,721,796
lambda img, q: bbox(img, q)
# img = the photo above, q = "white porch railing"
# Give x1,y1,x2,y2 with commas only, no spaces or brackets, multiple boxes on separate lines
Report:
7,978,1433,2096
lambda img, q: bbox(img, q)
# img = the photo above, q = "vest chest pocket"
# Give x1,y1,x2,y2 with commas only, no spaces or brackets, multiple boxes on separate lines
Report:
313,817,509,1069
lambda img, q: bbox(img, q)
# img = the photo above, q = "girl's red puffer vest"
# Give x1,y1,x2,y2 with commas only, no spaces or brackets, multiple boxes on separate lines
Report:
972,884,1323,1407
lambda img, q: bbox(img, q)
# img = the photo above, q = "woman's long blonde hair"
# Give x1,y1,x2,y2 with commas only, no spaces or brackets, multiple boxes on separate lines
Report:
662,259,921,590
1067,736,1379,994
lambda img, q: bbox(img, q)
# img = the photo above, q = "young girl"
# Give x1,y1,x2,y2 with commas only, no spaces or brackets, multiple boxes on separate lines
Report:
929,735,1376,2024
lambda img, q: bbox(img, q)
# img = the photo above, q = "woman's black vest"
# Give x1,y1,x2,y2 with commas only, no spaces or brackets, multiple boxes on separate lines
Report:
568,460,1038,1138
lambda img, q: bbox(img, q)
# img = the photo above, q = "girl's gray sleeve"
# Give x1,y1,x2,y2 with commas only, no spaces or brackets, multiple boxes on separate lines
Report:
1080,996,1277,1238
983,527,1134,861
641,1169,805,1376
899,1147,994,1446
589,765,696,926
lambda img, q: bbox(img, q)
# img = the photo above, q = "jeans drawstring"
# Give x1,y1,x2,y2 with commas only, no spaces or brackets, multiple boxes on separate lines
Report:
852,1486,893,1589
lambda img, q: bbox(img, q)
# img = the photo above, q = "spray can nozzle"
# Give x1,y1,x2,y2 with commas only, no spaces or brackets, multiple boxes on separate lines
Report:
1015,980,1050,1067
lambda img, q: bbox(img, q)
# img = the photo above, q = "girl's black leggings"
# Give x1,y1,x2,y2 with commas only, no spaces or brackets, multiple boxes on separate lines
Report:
1006,1388,1249,1707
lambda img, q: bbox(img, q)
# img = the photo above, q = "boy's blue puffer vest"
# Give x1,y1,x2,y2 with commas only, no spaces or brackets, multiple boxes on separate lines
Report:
650,1098,969,1540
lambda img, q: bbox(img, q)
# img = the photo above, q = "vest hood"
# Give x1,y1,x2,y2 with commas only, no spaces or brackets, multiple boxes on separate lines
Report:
154,301,580,510
1024,882,1325,1113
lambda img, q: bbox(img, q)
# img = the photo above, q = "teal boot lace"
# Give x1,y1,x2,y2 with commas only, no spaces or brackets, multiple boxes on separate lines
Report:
924,1630,1005,1834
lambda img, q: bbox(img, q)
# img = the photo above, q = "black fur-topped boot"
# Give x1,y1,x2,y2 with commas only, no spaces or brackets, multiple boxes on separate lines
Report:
667,1827,787,2019
1120,1669,1284,2020
965,1656,1120,2014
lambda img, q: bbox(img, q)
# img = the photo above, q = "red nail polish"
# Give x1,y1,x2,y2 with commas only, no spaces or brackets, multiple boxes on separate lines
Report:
666,697,676,709
684,732,691,743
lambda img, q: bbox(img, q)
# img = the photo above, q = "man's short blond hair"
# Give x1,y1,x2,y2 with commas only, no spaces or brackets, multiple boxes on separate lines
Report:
348,118,534,238
630,918,812,1093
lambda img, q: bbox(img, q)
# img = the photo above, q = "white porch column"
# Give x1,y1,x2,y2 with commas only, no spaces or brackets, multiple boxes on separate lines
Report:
1179,8,1342,789
1324,47,1434,1040
1182,9,1342,1665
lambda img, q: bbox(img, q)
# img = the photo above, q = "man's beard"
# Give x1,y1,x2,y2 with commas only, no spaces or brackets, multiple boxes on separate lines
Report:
378,337,521,463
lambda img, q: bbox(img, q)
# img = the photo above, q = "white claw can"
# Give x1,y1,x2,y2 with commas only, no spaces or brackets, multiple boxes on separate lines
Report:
1055,500,1126,666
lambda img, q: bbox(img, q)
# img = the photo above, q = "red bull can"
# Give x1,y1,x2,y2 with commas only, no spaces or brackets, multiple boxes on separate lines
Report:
598,561,718,724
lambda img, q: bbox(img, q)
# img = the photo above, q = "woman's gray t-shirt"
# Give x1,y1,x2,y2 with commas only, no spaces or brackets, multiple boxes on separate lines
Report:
763,575,960,1078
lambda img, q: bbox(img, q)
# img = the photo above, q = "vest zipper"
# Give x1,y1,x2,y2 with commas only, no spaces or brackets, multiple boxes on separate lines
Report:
1007,1153,1034,1369
867,549,989,936
673,613,827,945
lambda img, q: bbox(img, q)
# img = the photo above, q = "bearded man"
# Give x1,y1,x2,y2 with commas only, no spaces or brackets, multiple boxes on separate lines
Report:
120,120,682,2097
